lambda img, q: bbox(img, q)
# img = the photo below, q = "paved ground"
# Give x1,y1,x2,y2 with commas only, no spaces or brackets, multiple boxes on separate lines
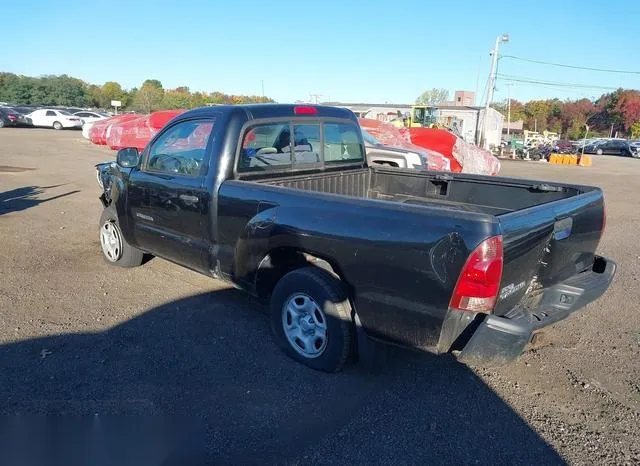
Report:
0,128,638,465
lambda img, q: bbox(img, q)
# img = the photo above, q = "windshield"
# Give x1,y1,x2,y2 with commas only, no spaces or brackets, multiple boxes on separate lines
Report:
58,110,73,116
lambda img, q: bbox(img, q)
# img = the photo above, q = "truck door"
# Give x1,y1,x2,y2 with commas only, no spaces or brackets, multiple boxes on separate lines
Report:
127,118,215,272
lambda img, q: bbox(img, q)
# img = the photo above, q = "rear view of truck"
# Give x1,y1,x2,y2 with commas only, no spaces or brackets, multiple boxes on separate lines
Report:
432,177,614,364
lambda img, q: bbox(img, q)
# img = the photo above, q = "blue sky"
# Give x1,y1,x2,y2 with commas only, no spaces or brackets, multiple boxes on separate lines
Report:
3,0,639,104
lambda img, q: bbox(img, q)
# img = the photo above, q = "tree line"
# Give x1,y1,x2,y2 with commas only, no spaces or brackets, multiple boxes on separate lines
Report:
492,89,640,139
0,73,275,113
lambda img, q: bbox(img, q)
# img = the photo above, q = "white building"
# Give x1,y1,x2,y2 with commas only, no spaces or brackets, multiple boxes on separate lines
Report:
436,105,504,148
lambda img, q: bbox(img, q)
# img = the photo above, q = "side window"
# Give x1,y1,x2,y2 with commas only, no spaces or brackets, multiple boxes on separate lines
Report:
145,119,214,177
324,123,364,163
46,110,56,117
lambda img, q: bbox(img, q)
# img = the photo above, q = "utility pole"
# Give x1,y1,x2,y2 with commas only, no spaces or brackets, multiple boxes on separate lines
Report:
261,80,264,98
506,83,513,137
481,33,509,149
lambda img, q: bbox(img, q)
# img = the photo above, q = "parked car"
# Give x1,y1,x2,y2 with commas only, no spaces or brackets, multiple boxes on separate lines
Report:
362,129,429,169
95,104,614,372
583,139,638,157
361,127,451,172
0,107,23,127
28,109,82,129
74,111,109,126
553,139,576,153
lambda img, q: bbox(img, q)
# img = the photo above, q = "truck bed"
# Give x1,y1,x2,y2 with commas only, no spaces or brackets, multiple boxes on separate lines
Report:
246,166,604,320
258,166,589,216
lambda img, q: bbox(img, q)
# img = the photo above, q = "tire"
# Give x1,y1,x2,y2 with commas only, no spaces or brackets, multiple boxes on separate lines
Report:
99,207,144,267
596,148,603,155
270,267,354,372
0,120,5,128
53,121,63,130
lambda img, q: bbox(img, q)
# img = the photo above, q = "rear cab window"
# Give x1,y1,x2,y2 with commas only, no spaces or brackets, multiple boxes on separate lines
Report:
237,119,364,173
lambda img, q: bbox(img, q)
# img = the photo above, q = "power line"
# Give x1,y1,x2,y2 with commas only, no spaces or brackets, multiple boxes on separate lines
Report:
500,54,640,75
497,74,618,91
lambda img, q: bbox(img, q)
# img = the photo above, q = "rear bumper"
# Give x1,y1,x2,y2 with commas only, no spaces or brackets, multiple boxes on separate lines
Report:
450,256,616,365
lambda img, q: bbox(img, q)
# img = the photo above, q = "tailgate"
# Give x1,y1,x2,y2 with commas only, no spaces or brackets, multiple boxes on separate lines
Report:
493,188,605,316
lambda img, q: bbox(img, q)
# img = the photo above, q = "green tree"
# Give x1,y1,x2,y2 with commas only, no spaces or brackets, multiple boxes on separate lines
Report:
87,84,104,108
133,80,164,113
101,81,125,108
162,87,191,109
415,88,449,105
524,100,553,131
189,91,207,108
142,79,163,90
631,121,640,138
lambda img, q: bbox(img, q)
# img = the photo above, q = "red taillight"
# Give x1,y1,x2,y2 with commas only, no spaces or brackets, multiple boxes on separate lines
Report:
450,235,503,313
8,115,16,121
294,106,317,115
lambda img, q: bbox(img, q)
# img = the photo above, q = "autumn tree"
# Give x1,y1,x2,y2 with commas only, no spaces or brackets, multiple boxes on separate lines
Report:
493,99,526,122
613,90,640,131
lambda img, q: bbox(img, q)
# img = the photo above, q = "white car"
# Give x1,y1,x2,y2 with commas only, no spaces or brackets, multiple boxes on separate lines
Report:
74,111,109,126
29,109,82,130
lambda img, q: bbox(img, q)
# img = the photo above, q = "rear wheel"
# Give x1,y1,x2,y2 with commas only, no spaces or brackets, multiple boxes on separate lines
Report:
270,267,354,372
53,121,63,130
0,120,5,128
596,148,603,155
99,207,144,267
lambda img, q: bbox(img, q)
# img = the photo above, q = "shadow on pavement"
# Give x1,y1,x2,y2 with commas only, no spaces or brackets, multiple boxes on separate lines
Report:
0,289,565,465
0,185,80,216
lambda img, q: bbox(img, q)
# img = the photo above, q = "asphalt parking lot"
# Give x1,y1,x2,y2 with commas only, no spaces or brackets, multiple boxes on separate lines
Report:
0,128,638,465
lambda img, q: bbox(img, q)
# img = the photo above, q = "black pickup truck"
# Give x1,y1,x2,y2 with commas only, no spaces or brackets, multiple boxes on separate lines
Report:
95,104,615,372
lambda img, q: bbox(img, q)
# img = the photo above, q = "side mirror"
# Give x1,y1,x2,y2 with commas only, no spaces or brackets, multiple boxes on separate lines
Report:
116,148,139,168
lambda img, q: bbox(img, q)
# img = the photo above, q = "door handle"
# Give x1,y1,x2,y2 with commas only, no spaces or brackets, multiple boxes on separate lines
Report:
179,194,199,203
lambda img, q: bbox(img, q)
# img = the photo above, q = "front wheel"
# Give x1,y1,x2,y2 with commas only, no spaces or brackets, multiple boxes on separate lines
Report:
99,207,144,267
270,267,354,372
596,148,603,155
53,121,63,130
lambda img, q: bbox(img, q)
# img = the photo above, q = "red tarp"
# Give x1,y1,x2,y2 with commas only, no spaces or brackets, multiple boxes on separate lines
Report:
89,114,140,146
409,127,500,176
106,110,185,151
358,119,451,172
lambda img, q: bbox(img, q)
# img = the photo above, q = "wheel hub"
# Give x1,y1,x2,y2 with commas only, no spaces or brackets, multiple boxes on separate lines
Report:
100,221,122,262
282,293,328,358
300,315,315,332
